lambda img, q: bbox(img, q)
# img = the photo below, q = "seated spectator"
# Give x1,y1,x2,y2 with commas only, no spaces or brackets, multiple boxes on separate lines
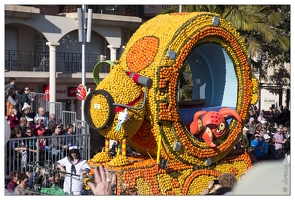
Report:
14,172,30,195
35,118,46,136
6,107,20,130
5,171,19,195
209,186,232,195
49,172,63,189
200,173,237,195
21,103,34,122
26,118,36,135
34,107,49,128
47,114,57,136
14,117,28,137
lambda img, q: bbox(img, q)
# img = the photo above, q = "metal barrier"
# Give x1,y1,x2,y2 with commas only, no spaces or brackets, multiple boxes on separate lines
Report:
29,92,49,113
61,111,77,128
47,102,63,121
5,133,91,180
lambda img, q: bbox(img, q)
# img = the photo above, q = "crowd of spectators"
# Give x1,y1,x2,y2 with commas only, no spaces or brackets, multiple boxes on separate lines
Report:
4,78,290,195
235,105,290,163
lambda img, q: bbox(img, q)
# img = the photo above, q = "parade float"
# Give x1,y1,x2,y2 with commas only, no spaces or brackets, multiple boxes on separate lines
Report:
82,12,260,195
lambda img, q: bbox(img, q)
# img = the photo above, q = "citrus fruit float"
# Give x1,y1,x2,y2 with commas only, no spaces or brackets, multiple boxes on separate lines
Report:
83,12,259,195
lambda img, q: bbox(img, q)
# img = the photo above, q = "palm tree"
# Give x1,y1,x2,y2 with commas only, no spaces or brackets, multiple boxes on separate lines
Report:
162,5,290,83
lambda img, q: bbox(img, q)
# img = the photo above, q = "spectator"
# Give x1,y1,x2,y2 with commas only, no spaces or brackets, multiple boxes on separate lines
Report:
6,107,20,130
63,124,77,147
267,137,280,160
5,171,19,195
5,77,16,95
14,172,30,195
87,165,116,195
273,127,287,159
21,87,34,105
246,117,256,136
26,118,36,136
5,88,21,116
34,107,49,128
14,117,28,137
257,110,266,123
47,114,57,136
236,127,249,151
200,173,237,195
250,132,264,162
35,118,46,136
21,102,34,122
49,172,63,189
51,124,67,161
210,186,232,195
282,127,290,155
261,134,270,160
7,128,28,171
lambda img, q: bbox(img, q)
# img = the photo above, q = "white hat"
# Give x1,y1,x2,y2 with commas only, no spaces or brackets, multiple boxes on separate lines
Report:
22,102,31,111
69,145,78,150
26,117,33,122
243,127,249,131
260,120,267,124
263,134,270,140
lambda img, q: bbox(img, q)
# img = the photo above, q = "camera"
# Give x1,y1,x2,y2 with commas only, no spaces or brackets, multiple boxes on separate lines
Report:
213,179,219,185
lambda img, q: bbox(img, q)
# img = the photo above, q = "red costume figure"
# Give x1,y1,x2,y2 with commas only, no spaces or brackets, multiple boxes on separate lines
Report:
190,108,242,147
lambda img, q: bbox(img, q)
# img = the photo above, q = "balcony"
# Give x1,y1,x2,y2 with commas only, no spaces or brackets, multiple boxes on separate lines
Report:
5,50,110,73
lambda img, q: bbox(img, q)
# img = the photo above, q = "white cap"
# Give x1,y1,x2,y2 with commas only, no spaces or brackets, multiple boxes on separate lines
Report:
69,146,78,150
263,134,270,140
22,102,31,111
243,127,249,131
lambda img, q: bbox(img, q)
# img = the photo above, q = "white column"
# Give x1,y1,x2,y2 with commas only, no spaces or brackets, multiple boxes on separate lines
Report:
46,42,60,114
107,45,118,61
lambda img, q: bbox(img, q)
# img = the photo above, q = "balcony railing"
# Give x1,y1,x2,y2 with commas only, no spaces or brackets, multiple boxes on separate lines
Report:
5,50,110,73
62,5,141,17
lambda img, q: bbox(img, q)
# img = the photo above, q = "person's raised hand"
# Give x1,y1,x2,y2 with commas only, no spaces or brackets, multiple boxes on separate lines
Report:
87,165,116,195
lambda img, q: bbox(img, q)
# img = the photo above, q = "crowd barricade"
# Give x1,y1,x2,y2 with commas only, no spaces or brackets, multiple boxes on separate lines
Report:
29,92,49,113
47,102,63,121
5,133,91,180
61,111,77,128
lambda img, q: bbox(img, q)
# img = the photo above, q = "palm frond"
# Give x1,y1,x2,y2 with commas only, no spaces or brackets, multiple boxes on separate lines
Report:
277,36,290,52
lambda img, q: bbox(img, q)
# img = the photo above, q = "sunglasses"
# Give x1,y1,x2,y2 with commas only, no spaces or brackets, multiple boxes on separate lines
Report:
26,132,31,133
25,89,30,91
57,127,61,129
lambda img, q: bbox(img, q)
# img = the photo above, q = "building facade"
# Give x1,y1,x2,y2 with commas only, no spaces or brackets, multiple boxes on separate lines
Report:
5,5,290,120
5,5,143,116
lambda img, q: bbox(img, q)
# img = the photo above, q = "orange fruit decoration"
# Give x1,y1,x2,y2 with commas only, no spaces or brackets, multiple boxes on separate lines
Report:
126,36,159,72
